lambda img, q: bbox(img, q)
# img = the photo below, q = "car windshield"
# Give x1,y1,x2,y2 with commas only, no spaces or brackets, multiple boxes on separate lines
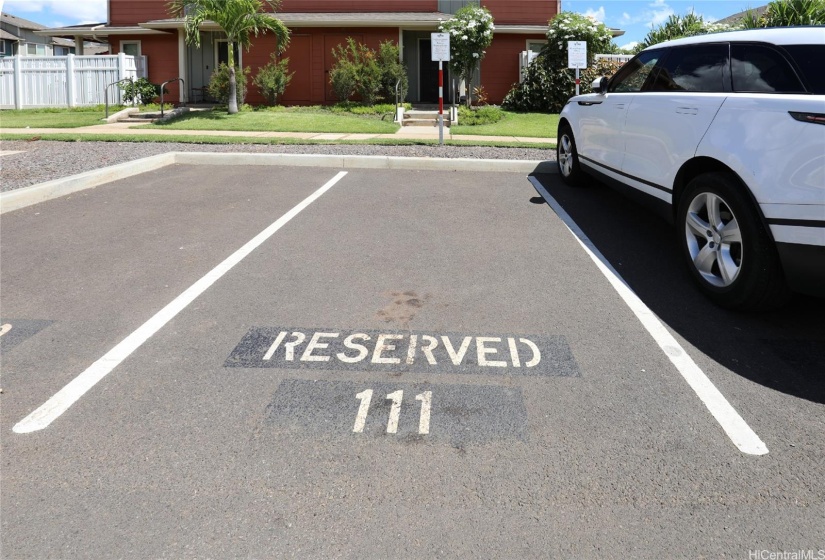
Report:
782,45,825,94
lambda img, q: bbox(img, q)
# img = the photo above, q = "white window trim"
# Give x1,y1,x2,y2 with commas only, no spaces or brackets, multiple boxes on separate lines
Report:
0,41,6,55
120,40,142,57
214,39,242,68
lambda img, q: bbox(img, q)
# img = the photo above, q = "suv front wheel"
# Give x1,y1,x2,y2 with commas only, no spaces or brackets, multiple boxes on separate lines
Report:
677,173,788,310
557,124,584,186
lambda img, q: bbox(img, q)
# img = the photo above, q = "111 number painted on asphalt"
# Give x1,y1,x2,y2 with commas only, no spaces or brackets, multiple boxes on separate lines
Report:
353,390,432,435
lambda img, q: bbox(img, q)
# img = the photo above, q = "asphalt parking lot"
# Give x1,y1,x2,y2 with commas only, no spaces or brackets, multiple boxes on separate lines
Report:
1,162,823,558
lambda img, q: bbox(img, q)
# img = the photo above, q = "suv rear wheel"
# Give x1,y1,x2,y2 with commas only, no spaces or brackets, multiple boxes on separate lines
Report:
677,172,788,310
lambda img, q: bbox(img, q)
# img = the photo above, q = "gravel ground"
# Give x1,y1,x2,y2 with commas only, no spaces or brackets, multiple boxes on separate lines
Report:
0,140,555,192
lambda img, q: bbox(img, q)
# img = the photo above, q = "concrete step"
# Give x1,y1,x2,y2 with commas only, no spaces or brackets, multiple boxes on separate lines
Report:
403,119,438,127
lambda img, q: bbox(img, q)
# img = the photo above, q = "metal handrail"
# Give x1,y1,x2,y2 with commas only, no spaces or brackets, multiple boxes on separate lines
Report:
104,77,133,119
160,77,185,117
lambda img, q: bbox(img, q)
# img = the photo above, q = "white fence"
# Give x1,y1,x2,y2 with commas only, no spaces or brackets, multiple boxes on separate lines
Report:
595,54,634,63
0,54,148,109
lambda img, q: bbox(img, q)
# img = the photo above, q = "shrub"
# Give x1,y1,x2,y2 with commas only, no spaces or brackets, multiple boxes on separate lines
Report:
458,105,503,126
502,57,625,113
378,41,408,103
330,38,382,105
208,63,251,106
119,77,167,106
330,63,357,103
472,85,489,106
501,12,621,113
253,55,294,106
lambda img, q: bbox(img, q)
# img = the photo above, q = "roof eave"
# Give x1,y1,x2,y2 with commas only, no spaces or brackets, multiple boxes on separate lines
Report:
35,26,172,38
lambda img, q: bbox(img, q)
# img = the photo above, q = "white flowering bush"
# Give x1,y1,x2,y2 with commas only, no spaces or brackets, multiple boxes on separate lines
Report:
438,4,494,107
545,12,614,66
503,12,617,112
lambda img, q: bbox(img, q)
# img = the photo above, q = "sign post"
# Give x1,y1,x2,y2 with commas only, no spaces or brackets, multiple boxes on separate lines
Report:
431,32,451,146
567,41,587,96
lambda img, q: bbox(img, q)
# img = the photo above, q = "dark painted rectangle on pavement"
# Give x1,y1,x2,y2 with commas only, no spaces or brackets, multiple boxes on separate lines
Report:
0,319,53,353
264,379,528,445
225,327,580,377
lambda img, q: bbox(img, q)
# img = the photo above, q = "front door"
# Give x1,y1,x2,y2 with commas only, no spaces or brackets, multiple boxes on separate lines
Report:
419,40,450,104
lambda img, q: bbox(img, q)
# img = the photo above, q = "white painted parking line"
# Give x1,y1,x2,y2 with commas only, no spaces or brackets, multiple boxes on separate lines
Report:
12,171,348,434
529,176,769,456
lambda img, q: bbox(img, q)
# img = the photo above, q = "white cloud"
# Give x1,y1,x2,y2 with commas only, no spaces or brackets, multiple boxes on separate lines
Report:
614,0,675,29
584,7,606,22
2,0,107,25
620,41,640,51
648,5,675,27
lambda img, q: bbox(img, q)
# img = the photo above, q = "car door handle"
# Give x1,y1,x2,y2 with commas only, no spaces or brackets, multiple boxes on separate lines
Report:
614,103,626,109
676,107,698,115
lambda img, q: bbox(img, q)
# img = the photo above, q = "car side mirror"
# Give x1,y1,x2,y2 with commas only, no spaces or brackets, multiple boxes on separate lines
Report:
591,77,609,94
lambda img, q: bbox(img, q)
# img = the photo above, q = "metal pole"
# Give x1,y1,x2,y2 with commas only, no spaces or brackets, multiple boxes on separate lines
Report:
438,60,444,146
575,67,580,96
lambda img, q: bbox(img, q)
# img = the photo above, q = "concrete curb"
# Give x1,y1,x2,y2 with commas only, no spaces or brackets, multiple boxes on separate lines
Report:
0,153,174,214
104,107,139,124
1,152,557,214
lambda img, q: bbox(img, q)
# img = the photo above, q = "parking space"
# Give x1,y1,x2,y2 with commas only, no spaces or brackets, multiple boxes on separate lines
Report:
1,164,823,557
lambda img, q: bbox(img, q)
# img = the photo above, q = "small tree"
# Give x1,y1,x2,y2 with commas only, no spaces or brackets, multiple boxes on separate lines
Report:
438,4,495,107
253,55,294,105
168,0,290,114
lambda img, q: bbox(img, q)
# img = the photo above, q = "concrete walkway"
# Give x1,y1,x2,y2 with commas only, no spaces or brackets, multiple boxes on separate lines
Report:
1,120,556,145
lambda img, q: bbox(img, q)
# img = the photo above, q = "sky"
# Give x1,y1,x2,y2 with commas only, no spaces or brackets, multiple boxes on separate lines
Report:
0,0,766,49
562,0,766,49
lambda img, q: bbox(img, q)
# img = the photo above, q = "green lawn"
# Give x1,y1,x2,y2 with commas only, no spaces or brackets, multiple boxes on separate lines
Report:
451,111,559,138
148,107,400,134
0,107,110,128
0,132,556,150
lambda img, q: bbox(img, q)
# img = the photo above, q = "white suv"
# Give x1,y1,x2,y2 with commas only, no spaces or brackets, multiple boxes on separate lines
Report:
557,27,824,310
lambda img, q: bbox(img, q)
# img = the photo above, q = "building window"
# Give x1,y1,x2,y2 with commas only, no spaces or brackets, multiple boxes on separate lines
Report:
527,40,547,54
0,41,6,55
120,40,141,57
26,43,47,56
215,40,240,67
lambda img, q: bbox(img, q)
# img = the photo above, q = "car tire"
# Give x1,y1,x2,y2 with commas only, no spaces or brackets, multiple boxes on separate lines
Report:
677,172,789,310
557,124,584,186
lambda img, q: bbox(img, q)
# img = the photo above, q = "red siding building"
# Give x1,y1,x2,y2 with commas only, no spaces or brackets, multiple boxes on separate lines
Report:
42,0,560,105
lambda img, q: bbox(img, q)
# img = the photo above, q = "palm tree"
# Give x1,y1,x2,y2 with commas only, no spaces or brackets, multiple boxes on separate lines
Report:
742,0,825,27
168,0,290,114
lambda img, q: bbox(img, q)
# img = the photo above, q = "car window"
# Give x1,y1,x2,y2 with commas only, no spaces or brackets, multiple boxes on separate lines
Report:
778,44,825,94
731,44,806,93
649,44,729,93
609,50,662,93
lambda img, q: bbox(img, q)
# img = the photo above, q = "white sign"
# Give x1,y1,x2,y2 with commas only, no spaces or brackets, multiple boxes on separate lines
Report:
568,40,587,69
431,32,451,62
